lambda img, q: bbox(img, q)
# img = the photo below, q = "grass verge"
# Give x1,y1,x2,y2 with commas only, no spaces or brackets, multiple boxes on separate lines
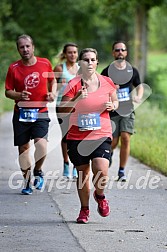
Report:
0,86,14,115
131,101,167,176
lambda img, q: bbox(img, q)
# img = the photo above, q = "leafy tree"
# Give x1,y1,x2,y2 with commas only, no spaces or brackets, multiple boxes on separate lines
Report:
0,0,114,83
8,0,112,59
101,0,165,81
148,5,167,51
0,0,20,84
1,0,167,85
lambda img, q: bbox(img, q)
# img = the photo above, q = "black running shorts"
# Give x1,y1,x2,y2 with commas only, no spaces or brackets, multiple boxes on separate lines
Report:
13,110,50,146
67,137,112,166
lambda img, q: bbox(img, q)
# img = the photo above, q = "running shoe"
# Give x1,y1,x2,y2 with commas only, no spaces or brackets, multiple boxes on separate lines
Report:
21,180,33,195
33,170,44,190
117,171,127,182
93,191,110,217
22,187,33,195
76,209,90,224
63,163,70,178
72,167,78,178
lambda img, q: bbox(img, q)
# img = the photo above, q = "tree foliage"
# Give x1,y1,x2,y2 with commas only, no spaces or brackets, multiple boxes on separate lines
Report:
0,0,167,84
148,5,167,50
7,0,111,58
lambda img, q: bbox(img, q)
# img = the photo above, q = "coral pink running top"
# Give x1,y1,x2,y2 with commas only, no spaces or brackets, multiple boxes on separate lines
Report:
63,73,116,140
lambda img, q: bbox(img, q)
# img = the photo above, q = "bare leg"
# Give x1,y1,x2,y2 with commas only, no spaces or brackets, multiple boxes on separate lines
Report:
120,132,131,168
34,138,47,172
61,140,70,177
92,157,110,217
92,157,109,195
61,141,69,163
76,164,90,207
18,142,31,179
111,136,119,150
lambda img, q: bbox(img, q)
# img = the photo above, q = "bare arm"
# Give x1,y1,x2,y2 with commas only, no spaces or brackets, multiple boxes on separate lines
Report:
46,78,58,102
105,90,119,111
53,64,63,90
133,84,144,103
5,89,32,101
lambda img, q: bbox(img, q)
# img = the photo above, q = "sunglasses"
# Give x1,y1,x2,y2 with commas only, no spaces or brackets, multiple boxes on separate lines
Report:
114,48,127,52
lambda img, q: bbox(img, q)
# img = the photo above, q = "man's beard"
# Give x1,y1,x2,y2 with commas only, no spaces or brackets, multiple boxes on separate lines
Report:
115,56,125,61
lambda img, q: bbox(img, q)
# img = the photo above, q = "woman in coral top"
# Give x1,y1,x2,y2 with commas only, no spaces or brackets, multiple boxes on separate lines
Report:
58,48,118,223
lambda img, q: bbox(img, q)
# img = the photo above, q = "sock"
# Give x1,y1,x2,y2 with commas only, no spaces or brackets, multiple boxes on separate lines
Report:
81,206,89,210
23,169,31,187
33,169,44,177
95,191,105,200
118,167,125,174
25,178,31,188
64,161,69,165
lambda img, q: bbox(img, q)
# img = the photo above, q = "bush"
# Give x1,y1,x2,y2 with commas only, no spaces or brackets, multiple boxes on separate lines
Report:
131,101,167,176
0,40,18,86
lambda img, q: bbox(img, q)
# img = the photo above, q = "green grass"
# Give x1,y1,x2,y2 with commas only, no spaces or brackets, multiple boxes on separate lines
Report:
131,101,167,176
147,52,167,71
147,52,167,96
0,86,14,115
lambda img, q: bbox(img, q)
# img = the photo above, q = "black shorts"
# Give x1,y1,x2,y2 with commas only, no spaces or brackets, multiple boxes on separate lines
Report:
67,137,112,166
13,110,50,146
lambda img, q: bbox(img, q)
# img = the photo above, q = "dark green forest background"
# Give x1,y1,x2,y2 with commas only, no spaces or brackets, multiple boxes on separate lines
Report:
1,0,167,83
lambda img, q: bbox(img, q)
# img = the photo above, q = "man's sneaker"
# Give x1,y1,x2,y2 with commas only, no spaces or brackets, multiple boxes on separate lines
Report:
33,170,44,190
22,187,33,195
76,209,90,224
21,180,33,195
93,191,110,217
117,171,127,182
72,167,78,179
63,163,70,178
34,176,44,190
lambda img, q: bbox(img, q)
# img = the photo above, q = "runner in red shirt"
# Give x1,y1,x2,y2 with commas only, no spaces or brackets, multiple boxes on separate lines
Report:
5,34,57,195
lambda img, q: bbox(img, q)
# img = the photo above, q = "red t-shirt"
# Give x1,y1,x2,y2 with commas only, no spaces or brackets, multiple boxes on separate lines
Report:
63,74,116,140
5,57,54,111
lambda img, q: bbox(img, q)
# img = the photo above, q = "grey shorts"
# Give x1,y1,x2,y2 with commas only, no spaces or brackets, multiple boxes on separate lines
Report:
111,112,135,137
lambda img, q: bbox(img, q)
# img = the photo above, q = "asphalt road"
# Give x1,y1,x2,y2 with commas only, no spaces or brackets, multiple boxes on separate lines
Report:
0,109,167,252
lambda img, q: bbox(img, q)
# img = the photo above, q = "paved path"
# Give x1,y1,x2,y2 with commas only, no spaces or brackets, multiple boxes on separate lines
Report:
0,110,167,252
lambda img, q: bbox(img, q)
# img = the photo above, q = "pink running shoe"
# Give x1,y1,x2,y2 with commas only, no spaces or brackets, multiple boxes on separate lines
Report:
93,191,110,217
76,209,90,224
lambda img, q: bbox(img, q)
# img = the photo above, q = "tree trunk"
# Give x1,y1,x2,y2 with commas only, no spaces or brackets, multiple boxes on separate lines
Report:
134,5,148,82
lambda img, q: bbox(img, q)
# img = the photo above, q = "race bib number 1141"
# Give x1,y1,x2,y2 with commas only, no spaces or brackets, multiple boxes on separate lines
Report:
78,113,101,131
